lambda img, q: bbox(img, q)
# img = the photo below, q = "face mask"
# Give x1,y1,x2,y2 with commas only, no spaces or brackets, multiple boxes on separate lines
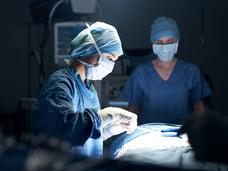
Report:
77,57,115,80
153,43,178,62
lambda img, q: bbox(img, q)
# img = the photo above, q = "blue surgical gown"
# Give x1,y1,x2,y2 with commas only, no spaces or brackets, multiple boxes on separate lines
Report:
121,59,212,124
32,68,103,158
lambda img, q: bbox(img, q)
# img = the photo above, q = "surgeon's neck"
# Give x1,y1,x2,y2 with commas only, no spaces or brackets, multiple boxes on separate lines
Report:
154,57,177,68
70,60,86,81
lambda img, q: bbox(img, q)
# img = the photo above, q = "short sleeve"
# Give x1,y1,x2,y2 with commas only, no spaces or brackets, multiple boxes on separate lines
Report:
190,66,212,104
121,71,142,107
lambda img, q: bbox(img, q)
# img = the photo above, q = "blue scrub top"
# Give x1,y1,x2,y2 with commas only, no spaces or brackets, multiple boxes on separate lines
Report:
33,68,103,158
121,59,212,124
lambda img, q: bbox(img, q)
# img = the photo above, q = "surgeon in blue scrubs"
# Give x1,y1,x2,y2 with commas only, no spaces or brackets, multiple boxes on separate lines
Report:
121,16,212,124
32,22,137,159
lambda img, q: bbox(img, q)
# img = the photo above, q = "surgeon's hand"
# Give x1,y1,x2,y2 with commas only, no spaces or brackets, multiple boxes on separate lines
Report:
98,107,137,141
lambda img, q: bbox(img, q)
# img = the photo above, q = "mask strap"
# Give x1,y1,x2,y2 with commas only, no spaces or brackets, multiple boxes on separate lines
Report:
76,59,94,67
86,23,102,57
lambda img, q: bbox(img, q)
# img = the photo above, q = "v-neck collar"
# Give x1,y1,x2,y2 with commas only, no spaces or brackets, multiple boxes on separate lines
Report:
150,59,179,83
68,67,94,91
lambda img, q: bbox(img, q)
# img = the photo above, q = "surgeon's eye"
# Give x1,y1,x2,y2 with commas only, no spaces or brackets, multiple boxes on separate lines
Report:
155,39,177,45
106,54,113,60
156,41,176,45
103,54,117,62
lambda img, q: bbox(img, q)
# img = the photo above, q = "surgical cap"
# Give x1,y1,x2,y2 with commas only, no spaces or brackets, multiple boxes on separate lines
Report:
150,16,180,43
68,22,123,59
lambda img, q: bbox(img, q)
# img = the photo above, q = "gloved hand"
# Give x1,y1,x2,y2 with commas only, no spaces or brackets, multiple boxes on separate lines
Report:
98,107,137,140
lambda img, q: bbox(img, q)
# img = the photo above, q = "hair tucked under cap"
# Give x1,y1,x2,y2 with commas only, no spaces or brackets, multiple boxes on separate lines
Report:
150,16,180,43
68,22,123,59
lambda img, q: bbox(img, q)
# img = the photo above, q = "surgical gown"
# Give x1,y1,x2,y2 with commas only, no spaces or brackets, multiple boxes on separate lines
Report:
33,68,103,158
121,59,212,124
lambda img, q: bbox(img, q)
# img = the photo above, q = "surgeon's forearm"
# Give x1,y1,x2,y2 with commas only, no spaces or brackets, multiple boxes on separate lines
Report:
127,105,139,114
193,100,206,115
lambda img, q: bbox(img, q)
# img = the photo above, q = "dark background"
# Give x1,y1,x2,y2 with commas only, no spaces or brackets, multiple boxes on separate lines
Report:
0,0,227,117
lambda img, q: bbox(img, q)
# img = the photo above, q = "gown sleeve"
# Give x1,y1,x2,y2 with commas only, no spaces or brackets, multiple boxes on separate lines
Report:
33,73,101,146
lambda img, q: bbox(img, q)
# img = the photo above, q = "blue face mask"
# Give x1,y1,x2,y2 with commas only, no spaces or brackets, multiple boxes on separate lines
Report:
86,57,115,80
77,57,115,80
153,43,178,62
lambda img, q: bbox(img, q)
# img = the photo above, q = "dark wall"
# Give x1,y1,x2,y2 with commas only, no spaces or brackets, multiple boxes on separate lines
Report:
0,0,34,113
0,0,228,114
203,0,228,113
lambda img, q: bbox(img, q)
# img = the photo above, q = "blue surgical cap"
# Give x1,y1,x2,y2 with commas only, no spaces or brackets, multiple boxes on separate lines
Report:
68,22,123,59
150,16,180,43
